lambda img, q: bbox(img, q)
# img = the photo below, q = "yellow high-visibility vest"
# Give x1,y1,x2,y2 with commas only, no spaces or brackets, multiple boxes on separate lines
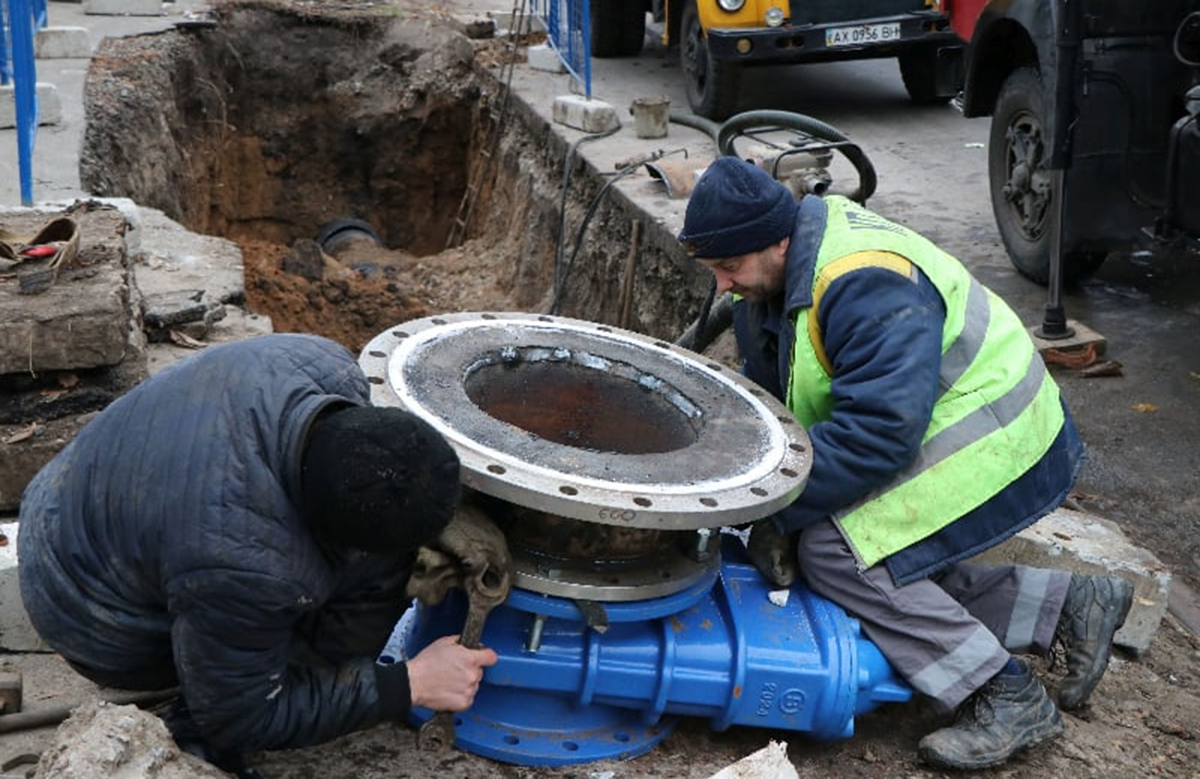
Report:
787,197,1064,569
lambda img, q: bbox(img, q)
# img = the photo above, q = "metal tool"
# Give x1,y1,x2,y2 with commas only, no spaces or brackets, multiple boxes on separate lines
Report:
416,562,510,752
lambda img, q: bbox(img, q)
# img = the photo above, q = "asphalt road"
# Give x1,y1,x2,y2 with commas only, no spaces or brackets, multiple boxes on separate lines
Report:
572,43,1200,608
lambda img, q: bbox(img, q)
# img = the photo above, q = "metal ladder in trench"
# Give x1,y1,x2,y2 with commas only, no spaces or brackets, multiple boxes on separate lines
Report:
444,0,529,250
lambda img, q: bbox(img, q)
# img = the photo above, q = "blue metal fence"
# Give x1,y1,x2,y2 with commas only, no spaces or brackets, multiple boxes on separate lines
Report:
531,0,592,99
1,0,44,205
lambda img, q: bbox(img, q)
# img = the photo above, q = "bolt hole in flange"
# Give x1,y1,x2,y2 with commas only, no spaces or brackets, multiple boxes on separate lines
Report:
360,312,812,600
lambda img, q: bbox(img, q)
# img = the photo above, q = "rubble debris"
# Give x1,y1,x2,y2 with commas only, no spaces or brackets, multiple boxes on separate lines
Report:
706,741,798,779
28,701,231,779
141,290,227,344
3,218,82,296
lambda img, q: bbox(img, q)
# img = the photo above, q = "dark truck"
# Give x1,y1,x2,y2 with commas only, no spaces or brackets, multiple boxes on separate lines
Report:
591,1,963,119
951,0,1200,284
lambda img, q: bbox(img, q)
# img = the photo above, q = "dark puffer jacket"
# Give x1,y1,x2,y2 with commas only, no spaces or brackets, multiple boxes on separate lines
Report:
19,334,416,752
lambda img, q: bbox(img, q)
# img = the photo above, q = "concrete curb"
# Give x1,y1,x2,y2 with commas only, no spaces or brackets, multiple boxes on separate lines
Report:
34,26,92,58
972,506,1172,655
0,83,62,128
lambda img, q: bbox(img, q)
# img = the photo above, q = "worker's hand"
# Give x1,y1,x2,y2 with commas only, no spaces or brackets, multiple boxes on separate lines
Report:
407,634,499,712
746,520,799,588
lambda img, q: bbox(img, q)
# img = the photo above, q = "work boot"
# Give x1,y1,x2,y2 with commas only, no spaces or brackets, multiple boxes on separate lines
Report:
917,659,1064,770
1055,573,1134,710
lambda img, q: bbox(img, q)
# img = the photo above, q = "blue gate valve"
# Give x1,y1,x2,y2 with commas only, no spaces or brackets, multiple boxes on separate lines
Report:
405,537,912,767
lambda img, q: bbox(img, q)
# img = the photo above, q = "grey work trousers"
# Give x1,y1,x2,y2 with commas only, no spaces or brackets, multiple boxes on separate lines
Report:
797,518,1072,712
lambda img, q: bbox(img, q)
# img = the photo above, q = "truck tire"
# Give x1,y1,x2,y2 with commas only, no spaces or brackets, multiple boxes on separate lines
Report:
591,0,646,58
898,44,951,105
988,66,1105,284
680,0,740,120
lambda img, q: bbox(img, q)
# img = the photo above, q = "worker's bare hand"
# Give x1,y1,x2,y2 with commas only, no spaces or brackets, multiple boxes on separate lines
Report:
407,634,499,712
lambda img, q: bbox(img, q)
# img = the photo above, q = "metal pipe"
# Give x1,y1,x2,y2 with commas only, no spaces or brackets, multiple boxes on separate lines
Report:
0,688,179,735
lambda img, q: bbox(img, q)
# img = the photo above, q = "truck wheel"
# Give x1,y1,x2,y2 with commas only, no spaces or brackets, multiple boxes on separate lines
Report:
989,66,1105,284
898,45,950,105
680,0,740,120
591,0,646,57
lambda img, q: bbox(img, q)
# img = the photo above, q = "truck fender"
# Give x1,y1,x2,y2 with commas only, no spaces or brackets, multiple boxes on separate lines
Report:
961,0,1057,119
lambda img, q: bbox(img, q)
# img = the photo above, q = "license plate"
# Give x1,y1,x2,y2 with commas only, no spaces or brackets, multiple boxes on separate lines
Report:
825,23,902,47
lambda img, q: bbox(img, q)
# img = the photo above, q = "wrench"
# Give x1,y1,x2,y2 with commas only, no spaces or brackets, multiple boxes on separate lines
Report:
416,566,510,752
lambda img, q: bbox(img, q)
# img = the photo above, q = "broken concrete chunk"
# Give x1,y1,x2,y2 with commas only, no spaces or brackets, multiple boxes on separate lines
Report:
142,290,230,344
707,741,798,779
142,289,207,329
33,700,232,779
451,14,497,40
971,507,1172,656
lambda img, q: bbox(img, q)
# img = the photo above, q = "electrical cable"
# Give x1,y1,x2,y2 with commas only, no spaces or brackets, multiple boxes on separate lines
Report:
551,125,621,312
551,150,643,315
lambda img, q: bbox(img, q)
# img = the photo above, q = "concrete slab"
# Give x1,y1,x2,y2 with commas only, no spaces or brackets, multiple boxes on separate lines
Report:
133,207,248,306
0,206,133,374
552,94,620,133
0,83,63,128
83,0,164,16
527,43,565,74
0,199,266,513
489,9,546,35
34,26,92,59
972,506,1172,656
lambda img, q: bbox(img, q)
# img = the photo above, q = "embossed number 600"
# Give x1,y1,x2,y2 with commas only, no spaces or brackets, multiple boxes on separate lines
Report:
598,507,637,522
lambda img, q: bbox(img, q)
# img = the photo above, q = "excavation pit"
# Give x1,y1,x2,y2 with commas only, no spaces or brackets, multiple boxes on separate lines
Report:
78,0,711,354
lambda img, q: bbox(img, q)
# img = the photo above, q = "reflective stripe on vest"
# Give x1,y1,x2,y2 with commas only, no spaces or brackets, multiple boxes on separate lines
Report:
786,197,1064,569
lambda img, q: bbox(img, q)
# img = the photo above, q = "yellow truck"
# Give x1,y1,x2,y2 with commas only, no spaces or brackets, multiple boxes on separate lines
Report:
592,0,962,119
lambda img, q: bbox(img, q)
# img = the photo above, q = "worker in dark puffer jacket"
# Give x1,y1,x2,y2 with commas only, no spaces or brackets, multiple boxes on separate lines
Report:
18,334,497,778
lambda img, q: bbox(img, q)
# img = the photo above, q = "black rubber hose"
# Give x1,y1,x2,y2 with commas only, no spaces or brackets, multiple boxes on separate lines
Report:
675,289,735,354
668,110,722,142
552,124,621,311
715,109,878,204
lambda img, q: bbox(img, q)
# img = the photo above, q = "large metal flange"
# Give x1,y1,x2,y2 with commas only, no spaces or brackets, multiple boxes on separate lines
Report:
359,312,811,531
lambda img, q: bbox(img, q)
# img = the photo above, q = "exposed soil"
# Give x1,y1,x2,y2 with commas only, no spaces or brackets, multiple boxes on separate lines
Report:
238,234,525,352
13,1,1197,778
80,0,704,353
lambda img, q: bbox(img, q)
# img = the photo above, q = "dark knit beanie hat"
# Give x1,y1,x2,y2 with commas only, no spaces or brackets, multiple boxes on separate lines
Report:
677,156,797,259
300,405,461,554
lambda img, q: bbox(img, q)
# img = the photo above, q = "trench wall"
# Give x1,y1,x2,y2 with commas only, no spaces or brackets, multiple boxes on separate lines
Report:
78,0,710,343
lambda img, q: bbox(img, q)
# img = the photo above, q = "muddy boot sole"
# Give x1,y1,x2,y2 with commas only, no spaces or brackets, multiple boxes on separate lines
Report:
1058,575,1135,711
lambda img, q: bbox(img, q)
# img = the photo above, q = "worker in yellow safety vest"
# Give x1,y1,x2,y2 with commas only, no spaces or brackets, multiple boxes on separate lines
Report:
678,157,1133,771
